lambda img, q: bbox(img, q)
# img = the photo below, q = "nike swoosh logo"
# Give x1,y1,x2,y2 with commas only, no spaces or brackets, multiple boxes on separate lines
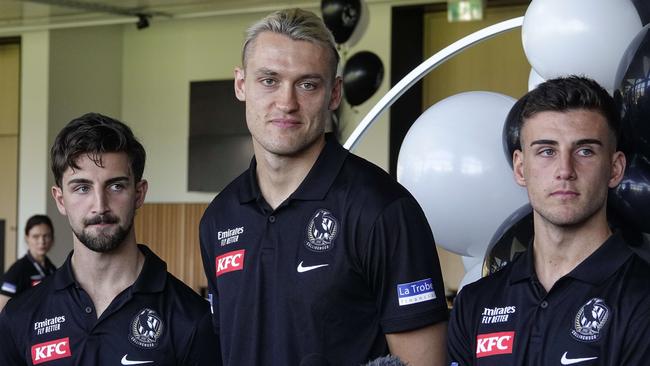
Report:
121,355,154,365
561,352,598,365
297,261,329,273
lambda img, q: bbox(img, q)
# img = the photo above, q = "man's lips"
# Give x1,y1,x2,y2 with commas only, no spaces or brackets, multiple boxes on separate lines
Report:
550,190,580,198
270,118,301,128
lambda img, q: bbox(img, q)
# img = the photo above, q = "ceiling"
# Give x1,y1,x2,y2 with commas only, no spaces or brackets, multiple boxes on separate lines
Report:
0,0,323,33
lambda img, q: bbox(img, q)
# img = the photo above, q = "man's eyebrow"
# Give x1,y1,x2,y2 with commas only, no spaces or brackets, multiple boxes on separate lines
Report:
66,176,130,186
253,68,324,81
66,178,92,186
575,138,603,146
530,139,558,147
529,139,603,147
105,176,131,185
254,68,278,76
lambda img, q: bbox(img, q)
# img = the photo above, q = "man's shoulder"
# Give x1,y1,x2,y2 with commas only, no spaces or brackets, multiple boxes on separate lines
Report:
201,169,250,222
3,274,56,317
338,152,413,205
456,259,518,306
162,272,210,315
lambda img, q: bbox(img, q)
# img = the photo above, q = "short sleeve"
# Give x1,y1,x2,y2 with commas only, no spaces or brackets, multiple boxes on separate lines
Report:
620,306,650,364
447,288,474,366
182,311,222,366
0,261,24,297
0,308,27,365
363,197,449,333
199,212,221,334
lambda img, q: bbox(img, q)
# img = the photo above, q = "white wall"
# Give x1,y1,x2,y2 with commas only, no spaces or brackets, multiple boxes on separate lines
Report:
17,31,50,259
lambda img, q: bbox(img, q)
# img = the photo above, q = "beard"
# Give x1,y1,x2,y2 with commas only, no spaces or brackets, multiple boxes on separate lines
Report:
73,213,133,253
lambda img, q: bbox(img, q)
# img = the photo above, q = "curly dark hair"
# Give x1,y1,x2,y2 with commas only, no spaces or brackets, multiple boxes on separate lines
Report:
50,113,146,187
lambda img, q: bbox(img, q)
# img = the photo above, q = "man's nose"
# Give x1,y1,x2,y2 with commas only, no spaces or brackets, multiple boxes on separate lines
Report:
275,84,299,112
556,152,577,180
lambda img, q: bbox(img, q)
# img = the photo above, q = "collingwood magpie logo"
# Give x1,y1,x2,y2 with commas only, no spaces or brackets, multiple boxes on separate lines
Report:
129,308,164,349
571,298,609,342
305,209,339,252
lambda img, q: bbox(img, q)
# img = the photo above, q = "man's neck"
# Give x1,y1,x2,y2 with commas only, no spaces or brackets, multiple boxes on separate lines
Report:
254,137,325,210
532,212,612,292
71,231,144,318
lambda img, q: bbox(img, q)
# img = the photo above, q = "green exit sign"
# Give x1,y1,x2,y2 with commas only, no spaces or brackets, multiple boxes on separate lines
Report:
448,0,485,22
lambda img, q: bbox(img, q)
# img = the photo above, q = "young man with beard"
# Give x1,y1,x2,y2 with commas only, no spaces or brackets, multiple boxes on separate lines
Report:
0,113,218,365
447,76,650,365
199,8,448,366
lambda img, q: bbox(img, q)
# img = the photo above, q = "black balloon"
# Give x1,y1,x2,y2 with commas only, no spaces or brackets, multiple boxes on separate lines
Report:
501,95,527,168
321,0,361,44
342,51,383,106
613,24,650,234
632,0,650,25
484,204,533,275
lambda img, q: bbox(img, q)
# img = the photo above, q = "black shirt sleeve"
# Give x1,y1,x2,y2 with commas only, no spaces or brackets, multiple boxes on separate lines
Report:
363,197,449,333
0,258,27,297
448,288,474,366
199,212,220,334
0,308,27,365
181,311,222,366
620,306,650,365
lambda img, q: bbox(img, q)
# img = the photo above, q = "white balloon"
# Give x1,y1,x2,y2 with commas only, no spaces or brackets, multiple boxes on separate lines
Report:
397,91,529,257
461,255,483,272
458,262,483,293
522,0,642,92
528,68,545,91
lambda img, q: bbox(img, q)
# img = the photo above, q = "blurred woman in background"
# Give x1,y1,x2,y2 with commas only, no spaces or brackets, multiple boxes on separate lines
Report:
0,215,56,311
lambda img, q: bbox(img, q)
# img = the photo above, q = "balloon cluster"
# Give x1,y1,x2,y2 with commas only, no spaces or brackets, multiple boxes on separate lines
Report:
321,0,383,106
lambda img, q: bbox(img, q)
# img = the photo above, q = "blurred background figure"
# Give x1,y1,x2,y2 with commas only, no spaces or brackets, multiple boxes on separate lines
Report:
0,214,56,311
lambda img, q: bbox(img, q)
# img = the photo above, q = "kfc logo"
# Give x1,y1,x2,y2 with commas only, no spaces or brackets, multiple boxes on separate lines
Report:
476,331,515,358
216,249,245,277
31,337,71,364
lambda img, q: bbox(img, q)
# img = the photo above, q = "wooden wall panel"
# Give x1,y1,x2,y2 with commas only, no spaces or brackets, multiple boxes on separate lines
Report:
134,203,208,293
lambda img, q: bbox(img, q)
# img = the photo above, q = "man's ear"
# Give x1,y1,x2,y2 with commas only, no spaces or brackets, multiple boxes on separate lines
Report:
608,151,626,188
51,186,67,216
134,179,148,209
328,76,343,111
513,150,526,187
234,67,246,102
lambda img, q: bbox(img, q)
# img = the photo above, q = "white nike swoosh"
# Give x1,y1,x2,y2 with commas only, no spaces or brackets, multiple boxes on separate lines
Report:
561,352,598,365
121,355,154,365
297,261,329,273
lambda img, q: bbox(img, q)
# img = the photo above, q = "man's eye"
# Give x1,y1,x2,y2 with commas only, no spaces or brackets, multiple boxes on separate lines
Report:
300,82,316,91
109,184,125,192
261,79,276,86
577,148,594,157
539,148,555,157
74,185,90,193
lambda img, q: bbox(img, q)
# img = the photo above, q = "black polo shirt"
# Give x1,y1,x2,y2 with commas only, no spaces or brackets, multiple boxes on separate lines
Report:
1,253,56,296
0,245,219,366
448,232,650,365
200,135,448,365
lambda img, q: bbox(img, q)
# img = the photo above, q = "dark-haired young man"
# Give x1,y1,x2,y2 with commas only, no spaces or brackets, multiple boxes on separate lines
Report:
200,8,448,366
0,113,218,365
448,76,650,365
